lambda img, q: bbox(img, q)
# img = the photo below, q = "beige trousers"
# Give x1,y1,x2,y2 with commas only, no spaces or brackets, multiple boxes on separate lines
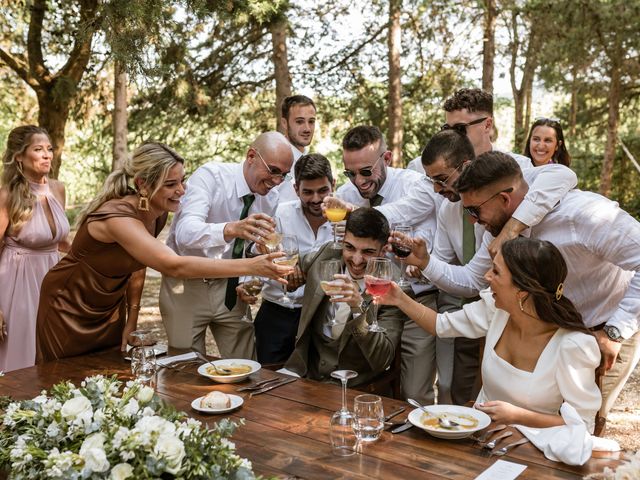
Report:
599,330,640,418
159,276,256,359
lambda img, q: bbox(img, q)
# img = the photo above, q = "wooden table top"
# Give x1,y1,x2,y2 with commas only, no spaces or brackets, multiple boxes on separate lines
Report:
0,349,623,479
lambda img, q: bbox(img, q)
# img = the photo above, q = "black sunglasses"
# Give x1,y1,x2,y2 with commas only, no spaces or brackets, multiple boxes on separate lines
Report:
343,151,385,180
463,187,514,219
441,116,488,135
425,162,465,188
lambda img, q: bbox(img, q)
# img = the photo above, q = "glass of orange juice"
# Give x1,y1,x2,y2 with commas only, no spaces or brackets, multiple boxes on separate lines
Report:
325,195,348,249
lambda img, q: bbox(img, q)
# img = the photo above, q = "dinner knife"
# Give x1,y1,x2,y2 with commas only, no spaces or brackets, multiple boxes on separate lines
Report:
383,407,406,423
390,420,414,434
249,377,297,396
236,378,282,392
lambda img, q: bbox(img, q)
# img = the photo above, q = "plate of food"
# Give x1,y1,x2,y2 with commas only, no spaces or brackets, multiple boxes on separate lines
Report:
197,359,261,383
191,391,243,414
408,404,491,439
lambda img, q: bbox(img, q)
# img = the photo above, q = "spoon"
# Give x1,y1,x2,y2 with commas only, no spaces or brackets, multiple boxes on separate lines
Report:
193,351,233,375
407,398,459,429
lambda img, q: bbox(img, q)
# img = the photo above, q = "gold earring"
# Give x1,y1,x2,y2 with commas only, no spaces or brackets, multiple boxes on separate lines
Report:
518,296,524,312
138,190,149,211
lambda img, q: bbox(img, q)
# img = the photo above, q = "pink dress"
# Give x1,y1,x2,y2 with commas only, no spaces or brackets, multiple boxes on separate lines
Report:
0,182,69,372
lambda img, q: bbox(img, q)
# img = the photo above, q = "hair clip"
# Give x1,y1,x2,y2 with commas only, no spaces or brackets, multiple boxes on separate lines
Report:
555,282,564,301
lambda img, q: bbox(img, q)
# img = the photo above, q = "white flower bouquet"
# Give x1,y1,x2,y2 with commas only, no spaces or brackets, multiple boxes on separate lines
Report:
0,375,257,479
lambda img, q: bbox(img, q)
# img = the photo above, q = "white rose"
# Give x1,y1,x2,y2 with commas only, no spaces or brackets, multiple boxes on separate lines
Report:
154,434,185,475
80,433,110,473
136,416,175,436
136,386,154,404
109,463,134,480
61,395,92,420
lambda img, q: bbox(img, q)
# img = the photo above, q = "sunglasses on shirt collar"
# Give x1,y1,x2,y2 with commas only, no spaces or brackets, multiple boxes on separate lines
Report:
440,116,488,135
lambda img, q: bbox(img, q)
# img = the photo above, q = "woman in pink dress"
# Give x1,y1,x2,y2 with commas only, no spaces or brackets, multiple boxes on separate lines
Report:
0,126,70,372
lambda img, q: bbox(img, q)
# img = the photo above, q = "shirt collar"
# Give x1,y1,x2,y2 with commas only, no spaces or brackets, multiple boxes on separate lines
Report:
236,162,253,199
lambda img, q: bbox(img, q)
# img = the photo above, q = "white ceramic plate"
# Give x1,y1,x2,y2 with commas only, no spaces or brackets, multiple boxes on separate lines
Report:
408,405,491,439
191,394,243,414
197,359,261,384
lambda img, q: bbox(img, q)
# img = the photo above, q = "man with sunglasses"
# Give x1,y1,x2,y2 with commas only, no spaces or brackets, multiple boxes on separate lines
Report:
334,125,443,406
159,131,294,359
417,130,577,406
411,150,640,435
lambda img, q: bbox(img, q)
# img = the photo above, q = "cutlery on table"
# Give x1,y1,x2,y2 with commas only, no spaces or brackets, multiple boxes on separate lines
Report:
192,351,233,375
390,421,414,434
490,437,530,456
483,430,513,450
248,377,297,397
236,378,283,392
161,360,200,370
407,398,459,429
383,407,406,423
471,424,507,443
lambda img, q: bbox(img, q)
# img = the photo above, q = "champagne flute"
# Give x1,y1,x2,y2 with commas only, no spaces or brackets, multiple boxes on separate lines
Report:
325,195,348,249
319,259,345,327
364,257,392,333
391,224,413,287
329,369,359,456
240,276,264,323
273,234,299,304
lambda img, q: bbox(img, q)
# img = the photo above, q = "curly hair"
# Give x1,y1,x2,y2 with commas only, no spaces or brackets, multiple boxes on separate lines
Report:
443,88,493,115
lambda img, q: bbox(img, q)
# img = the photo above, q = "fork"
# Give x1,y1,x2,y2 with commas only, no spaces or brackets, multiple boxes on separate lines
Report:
482,430,513,449
491,437,530,456
471,424,507,443
236,378,282,392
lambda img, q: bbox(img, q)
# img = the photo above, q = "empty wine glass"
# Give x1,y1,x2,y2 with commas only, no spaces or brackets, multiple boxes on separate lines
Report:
319,259,345,327
325,195,348,249
329,369,359,456
273,234,299,304
391,224,413,287
240,276,264,323
364,257,393,333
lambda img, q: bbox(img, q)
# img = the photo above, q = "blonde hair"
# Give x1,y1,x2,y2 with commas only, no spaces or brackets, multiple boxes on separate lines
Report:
75,142,185,228
1,125,51,234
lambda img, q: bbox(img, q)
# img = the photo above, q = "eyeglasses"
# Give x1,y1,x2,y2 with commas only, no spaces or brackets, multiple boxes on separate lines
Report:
440,116,488,135
463,187,514,219
343,151,386,180
254,148,291,181
426,162,465,188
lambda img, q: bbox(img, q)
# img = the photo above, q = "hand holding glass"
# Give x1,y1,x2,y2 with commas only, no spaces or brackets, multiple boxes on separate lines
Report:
364,257,393,333
240,276,264,323
325,195,348,249
273,234,300,304
391,225,413,287
319,259,345,327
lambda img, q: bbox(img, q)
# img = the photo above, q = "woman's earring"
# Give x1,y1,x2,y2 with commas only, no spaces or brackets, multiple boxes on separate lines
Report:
518,295,524,312
138,189,149,211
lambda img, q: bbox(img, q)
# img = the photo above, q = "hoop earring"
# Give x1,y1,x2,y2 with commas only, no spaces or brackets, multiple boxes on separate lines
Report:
138,190,150,211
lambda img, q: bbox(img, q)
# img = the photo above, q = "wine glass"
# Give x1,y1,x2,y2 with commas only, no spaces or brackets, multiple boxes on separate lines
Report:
129,329,157,389
364,257,393,333
319,259,345,327
353,394,384,443
329,369,359,456
273,234,299,304
240,276,264,323
391,224,413,287
263,217,283,253
324,195,348,249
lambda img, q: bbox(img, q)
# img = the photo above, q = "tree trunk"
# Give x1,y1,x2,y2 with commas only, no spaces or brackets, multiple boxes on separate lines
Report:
522,83,533,152
569,65,578,137
112,61,129,171
599,61,621,198
482,0,496,94
270,15,291,134
387,0,403,168
36,87,70,179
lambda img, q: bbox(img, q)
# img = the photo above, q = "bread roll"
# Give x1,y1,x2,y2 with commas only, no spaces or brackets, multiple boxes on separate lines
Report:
200,391,231,409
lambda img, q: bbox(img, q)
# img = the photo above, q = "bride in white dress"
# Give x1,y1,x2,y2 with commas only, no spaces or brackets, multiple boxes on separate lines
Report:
378,237,601,432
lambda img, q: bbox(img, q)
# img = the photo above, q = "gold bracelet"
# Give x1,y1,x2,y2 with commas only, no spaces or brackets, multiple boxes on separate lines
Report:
127,304,141,311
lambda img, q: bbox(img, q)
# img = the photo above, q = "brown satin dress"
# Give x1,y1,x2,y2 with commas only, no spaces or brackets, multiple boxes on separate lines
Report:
35,199,167,363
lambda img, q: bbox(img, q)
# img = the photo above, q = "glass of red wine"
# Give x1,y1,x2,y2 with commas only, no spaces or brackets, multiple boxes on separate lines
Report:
364,257,392,333
391,224,413,287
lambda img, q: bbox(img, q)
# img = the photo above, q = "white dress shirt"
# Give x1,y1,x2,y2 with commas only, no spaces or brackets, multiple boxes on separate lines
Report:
277,145,308,203
432,199,486,267
166,161,279,258
406,156,425,174
436,289,601,430
261,200,334,307
426,189,640,338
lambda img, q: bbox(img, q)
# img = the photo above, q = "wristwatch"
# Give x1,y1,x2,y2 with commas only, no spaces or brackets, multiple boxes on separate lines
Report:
603,325,623,343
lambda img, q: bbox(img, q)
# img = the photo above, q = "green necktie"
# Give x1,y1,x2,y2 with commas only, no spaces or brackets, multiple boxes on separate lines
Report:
462,212,475,265
224,194,255,310
370,194,384,207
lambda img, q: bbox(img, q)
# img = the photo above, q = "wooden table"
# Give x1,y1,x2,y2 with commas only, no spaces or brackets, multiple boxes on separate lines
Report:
0,349,623,479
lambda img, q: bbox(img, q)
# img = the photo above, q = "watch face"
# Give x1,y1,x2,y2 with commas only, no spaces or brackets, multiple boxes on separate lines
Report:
604,326,622,341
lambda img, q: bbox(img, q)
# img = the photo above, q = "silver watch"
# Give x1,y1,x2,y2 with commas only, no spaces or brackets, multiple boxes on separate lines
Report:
603,325,622,343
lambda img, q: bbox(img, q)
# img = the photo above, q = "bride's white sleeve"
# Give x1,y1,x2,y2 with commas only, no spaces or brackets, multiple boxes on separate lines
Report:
436,288,495,339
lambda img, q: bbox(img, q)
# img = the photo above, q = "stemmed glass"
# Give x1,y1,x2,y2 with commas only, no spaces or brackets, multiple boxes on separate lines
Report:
364,257,393,333
329,369,359,456
130,329,157,389
263,217,283,253
273,234,299,304
319,259,345,327
391,224,413,287
240,276,264,323
324,195,348,249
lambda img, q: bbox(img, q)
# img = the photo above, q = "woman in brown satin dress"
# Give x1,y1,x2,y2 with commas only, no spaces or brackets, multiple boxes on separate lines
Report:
36,142,290,362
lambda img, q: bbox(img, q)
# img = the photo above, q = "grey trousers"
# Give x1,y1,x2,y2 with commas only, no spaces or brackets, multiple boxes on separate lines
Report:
159,276,256,359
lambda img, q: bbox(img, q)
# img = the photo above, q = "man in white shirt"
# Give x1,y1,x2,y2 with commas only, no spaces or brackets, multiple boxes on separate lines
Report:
335,125,441,405
159,131,293,359
277,95,317,203
419,129,577,405
415,151,640,433
243,154,334,364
